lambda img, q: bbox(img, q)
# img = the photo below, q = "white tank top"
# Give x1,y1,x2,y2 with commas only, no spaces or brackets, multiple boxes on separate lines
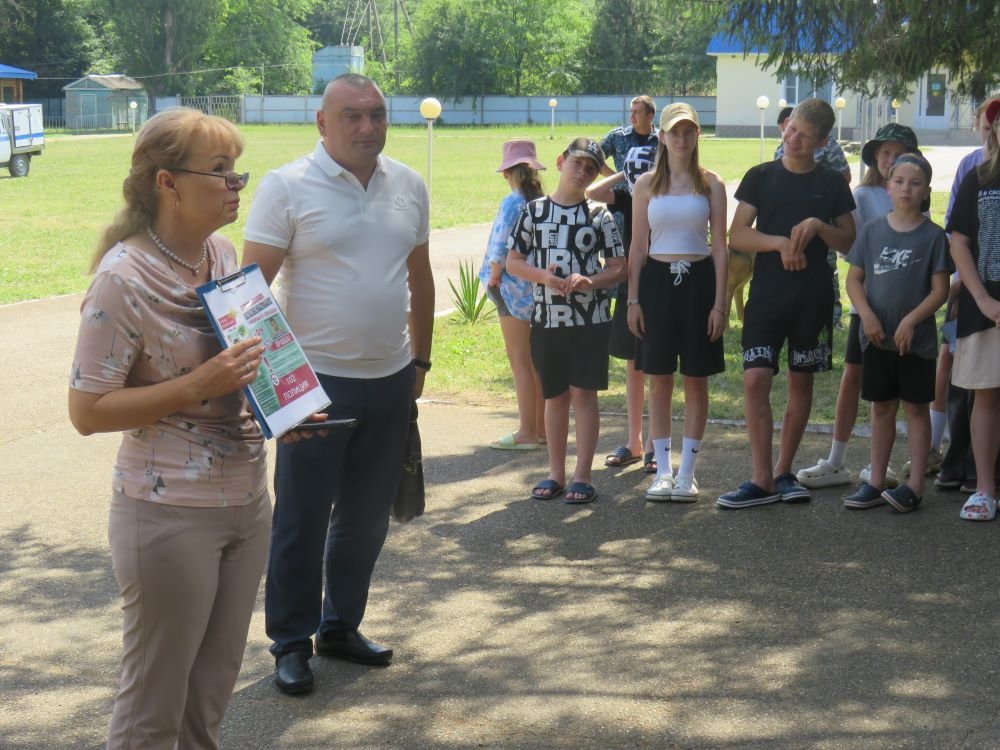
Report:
648,193,710,257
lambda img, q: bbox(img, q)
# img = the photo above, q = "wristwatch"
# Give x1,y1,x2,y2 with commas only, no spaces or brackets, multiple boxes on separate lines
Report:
413,358,432,371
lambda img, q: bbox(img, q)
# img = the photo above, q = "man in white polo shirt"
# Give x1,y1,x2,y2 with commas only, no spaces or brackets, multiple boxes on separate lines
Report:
243,73,433,695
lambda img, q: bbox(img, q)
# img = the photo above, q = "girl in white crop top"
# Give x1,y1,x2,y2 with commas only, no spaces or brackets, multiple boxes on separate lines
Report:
626,102,728,502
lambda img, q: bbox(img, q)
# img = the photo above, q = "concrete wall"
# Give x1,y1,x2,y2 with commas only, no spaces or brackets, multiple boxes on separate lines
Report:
156,94,717,128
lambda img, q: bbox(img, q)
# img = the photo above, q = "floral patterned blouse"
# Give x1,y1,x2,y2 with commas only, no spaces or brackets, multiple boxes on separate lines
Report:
70,236,268,507
478,191,534,321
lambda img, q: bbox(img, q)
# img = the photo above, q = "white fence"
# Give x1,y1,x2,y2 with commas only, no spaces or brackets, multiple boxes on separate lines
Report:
156,94,717,127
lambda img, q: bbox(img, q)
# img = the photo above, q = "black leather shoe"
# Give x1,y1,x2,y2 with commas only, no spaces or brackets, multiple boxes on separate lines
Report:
315,630,393,666
275,651,313,695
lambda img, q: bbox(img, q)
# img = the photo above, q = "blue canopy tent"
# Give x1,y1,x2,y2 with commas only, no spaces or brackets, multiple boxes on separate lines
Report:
0,63,37,103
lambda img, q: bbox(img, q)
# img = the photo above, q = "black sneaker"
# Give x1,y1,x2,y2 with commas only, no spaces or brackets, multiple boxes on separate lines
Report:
843,482,886,509
775,473,811,503
717,481,780,509
882,485,922,513
933,471,964,490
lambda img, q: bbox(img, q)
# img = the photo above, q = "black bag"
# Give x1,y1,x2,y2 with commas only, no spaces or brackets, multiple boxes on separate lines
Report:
391,400,425,523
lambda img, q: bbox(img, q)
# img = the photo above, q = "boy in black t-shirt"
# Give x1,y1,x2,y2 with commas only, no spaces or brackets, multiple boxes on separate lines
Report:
507,137,626,504
718,99,856,509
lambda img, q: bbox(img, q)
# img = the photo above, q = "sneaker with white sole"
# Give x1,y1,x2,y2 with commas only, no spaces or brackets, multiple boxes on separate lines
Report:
645,475,674,502
902,448,944,478
960,492,997,521
796,458,851,489
671,474,699,502
859,464,899,488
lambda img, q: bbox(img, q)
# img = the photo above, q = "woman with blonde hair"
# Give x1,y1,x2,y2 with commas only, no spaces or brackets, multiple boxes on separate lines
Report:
480,139,547,449
627,102,728,502
69,108,268,749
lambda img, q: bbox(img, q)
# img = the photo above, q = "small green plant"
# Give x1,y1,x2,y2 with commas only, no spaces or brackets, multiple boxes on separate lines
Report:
448,258,495,324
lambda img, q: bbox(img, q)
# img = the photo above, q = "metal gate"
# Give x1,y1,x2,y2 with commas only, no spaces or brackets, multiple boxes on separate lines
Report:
179,95,244,123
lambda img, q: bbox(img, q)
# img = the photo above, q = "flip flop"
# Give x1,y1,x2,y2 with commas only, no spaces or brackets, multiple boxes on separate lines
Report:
531,479,564,500
564,481,597,504
605,446,640,467
491,433,541,451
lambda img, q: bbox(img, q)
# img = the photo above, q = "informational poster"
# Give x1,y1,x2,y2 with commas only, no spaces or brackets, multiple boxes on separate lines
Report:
197,265,330,438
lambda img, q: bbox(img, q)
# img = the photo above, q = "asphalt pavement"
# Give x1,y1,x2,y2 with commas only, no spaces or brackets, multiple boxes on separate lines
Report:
2,146,998,750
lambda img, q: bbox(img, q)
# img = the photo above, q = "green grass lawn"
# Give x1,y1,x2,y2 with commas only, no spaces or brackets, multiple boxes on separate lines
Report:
0,124,778,305
1,124,951,424
430,298,865,426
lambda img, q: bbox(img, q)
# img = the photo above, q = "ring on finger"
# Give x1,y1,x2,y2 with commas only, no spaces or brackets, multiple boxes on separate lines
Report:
244,363,251,375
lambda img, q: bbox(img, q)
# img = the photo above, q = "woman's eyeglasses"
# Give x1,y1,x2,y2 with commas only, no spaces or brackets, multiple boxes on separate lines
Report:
166,167,250,190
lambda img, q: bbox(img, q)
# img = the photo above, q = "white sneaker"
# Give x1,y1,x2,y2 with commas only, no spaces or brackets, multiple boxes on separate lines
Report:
796,458,851,489
645,475,674,502
960,492,997,522
671,474,699,502
902,448,944,478
859,464,899,488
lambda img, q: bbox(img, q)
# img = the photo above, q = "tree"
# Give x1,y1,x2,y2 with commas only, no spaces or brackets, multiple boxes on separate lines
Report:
581,0,715,96
402,0,588,98
714,0,1000,100
101,0,228,97
0,0,106,97
201,0,320,95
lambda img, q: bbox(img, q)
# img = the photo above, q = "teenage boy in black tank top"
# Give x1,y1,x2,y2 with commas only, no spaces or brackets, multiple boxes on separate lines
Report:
718,98,856,509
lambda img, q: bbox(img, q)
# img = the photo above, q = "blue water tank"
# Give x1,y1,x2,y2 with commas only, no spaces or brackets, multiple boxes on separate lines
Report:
312,46,365,93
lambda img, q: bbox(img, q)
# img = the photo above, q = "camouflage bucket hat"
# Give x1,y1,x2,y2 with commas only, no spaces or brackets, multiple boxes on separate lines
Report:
861,123,920,167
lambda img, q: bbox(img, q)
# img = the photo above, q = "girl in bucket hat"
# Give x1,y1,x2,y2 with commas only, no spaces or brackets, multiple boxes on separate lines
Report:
479,140,548,450
797,123,931,492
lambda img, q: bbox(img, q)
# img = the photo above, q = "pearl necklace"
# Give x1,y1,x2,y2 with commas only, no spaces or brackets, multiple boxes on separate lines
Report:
147,227,208,274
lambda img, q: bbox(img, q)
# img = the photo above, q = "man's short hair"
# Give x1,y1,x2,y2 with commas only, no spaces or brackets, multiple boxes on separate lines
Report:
791,98,836,140
325,73,385,102
631,95,655,115
777,106,794,126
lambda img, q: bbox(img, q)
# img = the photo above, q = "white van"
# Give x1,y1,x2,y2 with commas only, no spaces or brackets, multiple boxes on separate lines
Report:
0,103,44,177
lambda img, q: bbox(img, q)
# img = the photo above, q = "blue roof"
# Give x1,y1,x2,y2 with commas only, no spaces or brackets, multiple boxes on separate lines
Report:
707,23,846,56
707,35,767,55
0,63,37,80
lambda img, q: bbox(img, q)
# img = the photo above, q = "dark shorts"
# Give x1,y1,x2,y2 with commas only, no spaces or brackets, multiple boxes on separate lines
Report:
530,323,612,399
741,275,834,374
845,313,862,365
486,285,512,318
861,346,936,403
608,285,638,361
635,257,724,377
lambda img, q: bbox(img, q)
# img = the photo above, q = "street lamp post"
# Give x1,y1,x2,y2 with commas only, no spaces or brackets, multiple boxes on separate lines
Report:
891,98,901,123
548,98,557,140
756,95,769,163
419,97,442,209
778,98,787,109
129,99,138,135
835,96,846,143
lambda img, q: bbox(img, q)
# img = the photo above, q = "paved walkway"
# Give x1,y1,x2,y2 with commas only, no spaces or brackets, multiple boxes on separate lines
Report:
3,146,998,750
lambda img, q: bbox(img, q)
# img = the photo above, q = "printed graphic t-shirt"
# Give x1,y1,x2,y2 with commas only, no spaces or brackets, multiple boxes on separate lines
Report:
507,197,624,329
848,216,952,359
946,169,1000,338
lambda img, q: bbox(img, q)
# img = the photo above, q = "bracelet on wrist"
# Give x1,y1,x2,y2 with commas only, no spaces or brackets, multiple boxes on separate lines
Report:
413,358,432,371
626,299,640,306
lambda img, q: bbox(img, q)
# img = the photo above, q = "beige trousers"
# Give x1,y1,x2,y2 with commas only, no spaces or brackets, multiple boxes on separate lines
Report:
106,490,271,750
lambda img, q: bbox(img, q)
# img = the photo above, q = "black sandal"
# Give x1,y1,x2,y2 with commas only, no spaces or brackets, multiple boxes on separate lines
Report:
604,446,640,467
642,451,657,474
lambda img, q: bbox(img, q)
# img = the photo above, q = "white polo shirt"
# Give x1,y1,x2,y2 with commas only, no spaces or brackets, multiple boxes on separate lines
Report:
245,141,429,379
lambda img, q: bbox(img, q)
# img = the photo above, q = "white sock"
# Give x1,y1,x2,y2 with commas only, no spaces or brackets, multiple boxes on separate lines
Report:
678,437,701,478
827,440,848,468
930,409,947,451
653,437,672,478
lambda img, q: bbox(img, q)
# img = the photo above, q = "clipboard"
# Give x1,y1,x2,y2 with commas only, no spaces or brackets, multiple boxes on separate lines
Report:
197,264,331,438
